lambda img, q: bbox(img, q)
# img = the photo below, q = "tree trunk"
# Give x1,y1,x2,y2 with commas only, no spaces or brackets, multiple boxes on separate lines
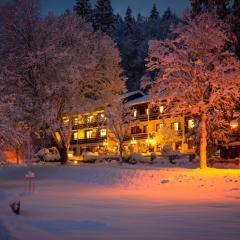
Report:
119,142,123,165
58,144,68,164
52,129,69,165
200,112,207,169
16,147,19,165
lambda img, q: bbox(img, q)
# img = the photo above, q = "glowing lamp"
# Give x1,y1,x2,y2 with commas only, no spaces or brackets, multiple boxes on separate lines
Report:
159,106,164,114
133,109,137,118
68,153,73,158
230,119,238,129
130,137,137,145
103,140,108,146
73,160,78,165
146,138,152,144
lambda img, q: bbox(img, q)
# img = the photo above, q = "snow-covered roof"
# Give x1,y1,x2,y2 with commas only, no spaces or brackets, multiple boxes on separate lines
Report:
127,95,150,106
120,90,144,99
233,111,240,118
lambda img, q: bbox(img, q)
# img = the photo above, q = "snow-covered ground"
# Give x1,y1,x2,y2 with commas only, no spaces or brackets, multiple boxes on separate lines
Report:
0,164,240,240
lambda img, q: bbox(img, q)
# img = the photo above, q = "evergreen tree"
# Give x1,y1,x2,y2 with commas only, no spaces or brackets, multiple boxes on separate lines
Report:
233,0,240,57
160,8,178,39
113,5,179,91
162,7,175,21
124,6,135,35
122,6,142,90
233,0,240,14
137,13,145,24
94,0,115,36
73,0,93,22
190,0,230,18
149,3,159,21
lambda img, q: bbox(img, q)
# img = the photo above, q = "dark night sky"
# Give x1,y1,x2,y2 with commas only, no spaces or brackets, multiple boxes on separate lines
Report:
0,0,189,17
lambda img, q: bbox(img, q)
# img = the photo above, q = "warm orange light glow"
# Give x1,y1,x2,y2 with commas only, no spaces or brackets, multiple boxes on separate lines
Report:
103,140,108,146
146,138,156,145
87,115,94,123
73,132,78,140
100,129,107,137
188,119,195,129
173,122,179,131
230,119,238,129
133,109,137,118
130,137,137,145
159,106,164,113
68,151,73,158
55,132,61,142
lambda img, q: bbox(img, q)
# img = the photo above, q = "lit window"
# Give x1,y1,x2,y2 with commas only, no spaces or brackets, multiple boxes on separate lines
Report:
100,129,107,137
188,119,195,129
156,123,164,131
100,113,106,120
73,132,78,140
87,115,94,123
133,109,137,118
159,106,164,113
63,117,69,125
73,117,79,125
173,122,179,131
146,108,149,115
86,130,93,139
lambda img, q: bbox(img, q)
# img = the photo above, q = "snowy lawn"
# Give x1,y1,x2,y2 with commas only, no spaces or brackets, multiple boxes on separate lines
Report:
0,164,240,240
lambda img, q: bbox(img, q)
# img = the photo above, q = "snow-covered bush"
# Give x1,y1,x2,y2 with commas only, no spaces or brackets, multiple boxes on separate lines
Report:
162,144,173,156
83,152,99,162
35,147,60,162
154,126,179,147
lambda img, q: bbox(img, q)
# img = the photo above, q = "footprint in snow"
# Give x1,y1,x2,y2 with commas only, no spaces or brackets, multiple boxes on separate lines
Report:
160,179,170,184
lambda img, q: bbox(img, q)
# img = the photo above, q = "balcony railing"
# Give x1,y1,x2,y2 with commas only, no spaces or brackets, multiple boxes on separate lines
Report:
72,121,106,130
71,137,107,145
124,133,148,141
136,113,170,121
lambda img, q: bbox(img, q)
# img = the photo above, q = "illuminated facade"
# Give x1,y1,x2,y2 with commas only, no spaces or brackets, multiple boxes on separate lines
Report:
69,91,196,156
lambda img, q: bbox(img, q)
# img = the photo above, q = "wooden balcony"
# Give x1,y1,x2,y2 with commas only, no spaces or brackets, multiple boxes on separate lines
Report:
72,121,106,130
136,113,169,121
71,137,107,145
124,133,148,141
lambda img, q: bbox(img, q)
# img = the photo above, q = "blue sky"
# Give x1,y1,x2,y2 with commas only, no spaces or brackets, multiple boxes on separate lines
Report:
0,0,189,17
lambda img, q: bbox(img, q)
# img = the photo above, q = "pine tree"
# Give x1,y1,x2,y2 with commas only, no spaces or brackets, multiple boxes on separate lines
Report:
233,0,240,57
190,0,230,18
149,3,159,21
124,6,135,35
94,0,115,36
233,0,240,14
162,8,174,21
160,8,178,39
137,13,145,24
73,0,93,22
